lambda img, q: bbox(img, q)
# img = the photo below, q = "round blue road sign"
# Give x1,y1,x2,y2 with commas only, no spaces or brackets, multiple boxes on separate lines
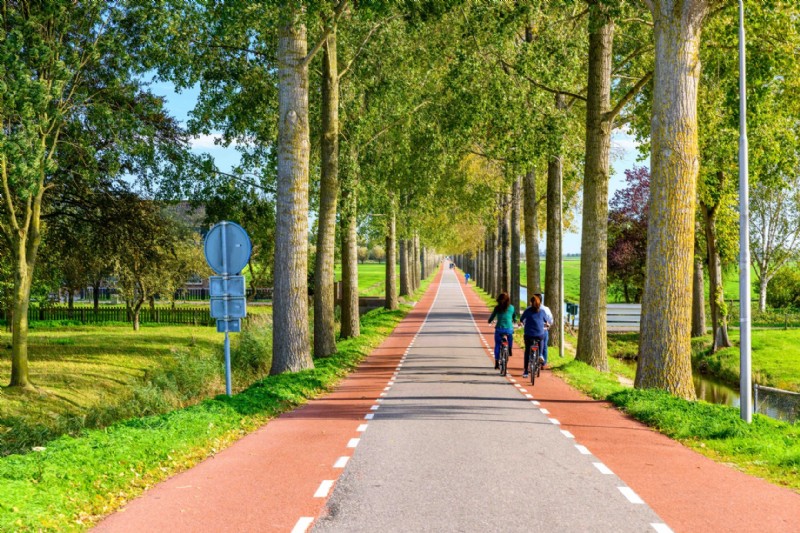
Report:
204,221,252,275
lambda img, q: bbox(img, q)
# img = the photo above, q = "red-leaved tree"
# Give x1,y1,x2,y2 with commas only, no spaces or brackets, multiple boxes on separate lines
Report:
607,167,650,303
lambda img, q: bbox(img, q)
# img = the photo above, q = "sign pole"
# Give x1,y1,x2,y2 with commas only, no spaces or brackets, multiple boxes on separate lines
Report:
221,222,232,396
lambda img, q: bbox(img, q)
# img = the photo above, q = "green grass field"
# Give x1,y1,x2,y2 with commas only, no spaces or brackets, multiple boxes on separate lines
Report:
334,262,400,297
519,258,754,304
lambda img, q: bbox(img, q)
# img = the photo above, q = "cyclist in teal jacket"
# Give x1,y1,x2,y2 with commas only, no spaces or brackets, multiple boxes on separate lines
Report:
489,292,517,370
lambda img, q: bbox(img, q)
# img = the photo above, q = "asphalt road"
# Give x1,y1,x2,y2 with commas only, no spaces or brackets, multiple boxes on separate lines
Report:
314,268,668,532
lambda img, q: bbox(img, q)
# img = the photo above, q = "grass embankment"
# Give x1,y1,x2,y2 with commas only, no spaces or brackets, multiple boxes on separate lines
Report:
470,283,800,492
0,273,435,531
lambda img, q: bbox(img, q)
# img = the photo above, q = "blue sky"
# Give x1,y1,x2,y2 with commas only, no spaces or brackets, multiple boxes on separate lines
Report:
154,82,648,255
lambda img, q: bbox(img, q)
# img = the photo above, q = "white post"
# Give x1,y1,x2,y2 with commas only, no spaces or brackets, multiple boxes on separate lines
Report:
559,160,565,358
738,0,752,423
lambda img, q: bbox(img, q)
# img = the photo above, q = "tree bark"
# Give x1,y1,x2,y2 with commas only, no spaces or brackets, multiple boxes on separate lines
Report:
545,145,564,354
413,232,421,291
523,168,541,295
691,253,706,337
489,223,498,297
576,6,613,372
637,1,710,399
385,207,398,310
272,9,314,374
399,238,410,297
704,202,731,351
511,177,521,309
340,160,360,339
93,280,101,311
313,30,339,358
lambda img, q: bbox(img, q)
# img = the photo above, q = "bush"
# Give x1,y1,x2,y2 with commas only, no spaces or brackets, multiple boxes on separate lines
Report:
766,267,800,309
229,314,273,382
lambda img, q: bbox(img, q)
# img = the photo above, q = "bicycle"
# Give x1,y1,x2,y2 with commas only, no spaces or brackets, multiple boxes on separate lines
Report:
527,340,542,386
498,333,510,377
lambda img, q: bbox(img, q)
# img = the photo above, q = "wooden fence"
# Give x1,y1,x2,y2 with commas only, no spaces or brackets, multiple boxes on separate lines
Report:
3,306,216,326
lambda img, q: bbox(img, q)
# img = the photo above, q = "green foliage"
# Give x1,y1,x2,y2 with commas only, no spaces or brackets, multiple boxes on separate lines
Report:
766,266,800,310
229,314,273,381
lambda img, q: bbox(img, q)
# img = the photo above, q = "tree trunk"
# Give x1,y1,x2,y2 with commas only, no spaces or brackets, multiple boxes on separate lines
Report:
340,158,360,339
412,232,420,291
399,238,410,297
523,168,541,295
9,265,34,389
313,30,340,358
93,281,101,311
132,298,143,332
272,9,313,374
503,196,511,294
758,277,768,312
691,254,706,337
511,177,521,309
545,147,564,353
637,1,709,399
488,224,498,297
575,7,613,372
385,207,398,310
704,202,731,351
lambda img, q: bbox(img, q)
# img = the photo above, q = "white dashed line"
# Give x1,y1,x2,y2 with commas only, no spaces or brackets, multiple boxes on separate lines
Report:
370,405,380,410
357,424,368,432
618,486,645,504
560,430,575,439
383,386,391,391
379,392,387,397
519,388,528,392
514,384,522,388
575,444,591,455
291,517,314,533
388,381,395,385
540,408,550,414
314,480,334,498
651,523,673,533
593,462,613,475
347,438,360,448
509,379,517,383
364,413,374,420
333,456,349,468
548,418,560,425
525,394,534,399
531,400,540,406
375,399,383,403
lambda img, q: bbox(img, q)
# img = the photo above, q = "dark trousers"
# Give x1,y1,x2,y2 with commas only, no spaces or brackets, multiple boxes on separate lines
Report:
523,335,544,373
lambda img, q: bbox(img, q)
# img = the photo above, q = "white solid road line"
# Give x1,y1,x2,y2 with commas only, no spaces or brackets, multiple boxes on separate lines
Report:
291,517,314,533
333,456,349,468
618,486,645,504
593,462,614,475
314,480,335,498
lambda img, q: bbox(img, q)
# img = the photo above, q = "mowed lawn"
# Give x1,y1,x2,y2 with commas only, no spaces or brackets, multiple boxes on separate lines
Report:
0,325,221,428
334,262,400,297
520,258,753,304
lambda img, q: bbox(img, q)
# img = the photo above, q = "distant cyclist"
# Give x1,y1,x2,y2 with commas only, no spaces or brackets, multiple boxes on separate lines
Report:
519,294,547,378
489,292,517,370
465,272,470,285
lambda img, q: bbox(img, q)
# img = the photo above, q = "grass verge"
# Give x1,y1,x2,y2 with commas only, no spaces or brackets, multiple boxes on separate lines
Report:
0,303,414,532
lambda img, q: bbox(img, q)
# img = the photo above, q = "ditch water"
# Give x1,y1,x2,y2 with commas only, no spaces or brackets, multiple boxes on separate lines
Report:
616,358,798,423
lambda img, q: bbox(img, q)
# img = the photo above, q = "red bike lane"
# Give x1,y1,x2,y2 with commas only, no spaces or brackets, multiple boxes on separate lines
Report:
459,279,800,533
94,266,444,533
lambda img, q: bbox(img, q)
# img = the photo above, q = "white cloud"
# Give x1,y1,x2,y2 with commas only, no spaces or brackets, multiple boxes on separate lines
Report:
190,133,229,149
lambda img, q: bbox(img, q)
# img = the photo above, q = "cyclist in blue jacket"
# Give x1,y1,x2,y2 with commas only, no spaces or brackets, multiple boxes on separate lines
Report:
519,294,547,378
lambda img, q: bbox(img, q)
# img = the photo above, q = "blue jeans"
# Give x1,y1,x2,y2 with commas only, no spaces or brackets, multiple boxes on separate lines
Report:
494,328,514,360
542,329,549,364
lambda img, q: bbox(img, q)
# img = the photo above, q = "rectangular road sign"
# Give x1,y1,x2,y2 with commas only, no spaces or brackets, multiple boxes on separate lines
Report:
210,297,247,319
216,319,241,333
210,275,246,298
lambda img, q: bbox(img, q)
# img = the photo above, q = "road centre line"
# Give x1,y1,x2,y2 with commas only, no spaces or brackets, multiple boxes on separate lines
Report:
618,486,645,504
593,462,614,475
291,517,314,533
314,480,334,498
650,523,674,533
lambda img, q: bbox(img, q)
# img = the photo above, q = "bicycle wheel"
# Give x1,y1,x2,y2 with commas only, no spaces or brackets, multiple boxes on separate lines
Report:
529,349,537,386
499,347,508,376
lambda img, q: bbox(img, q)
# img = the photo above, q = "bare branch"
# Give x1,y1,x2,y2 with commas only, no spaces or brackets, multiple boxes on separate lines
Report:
303,0,350,68
606,71,653,122
499,59,587,102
